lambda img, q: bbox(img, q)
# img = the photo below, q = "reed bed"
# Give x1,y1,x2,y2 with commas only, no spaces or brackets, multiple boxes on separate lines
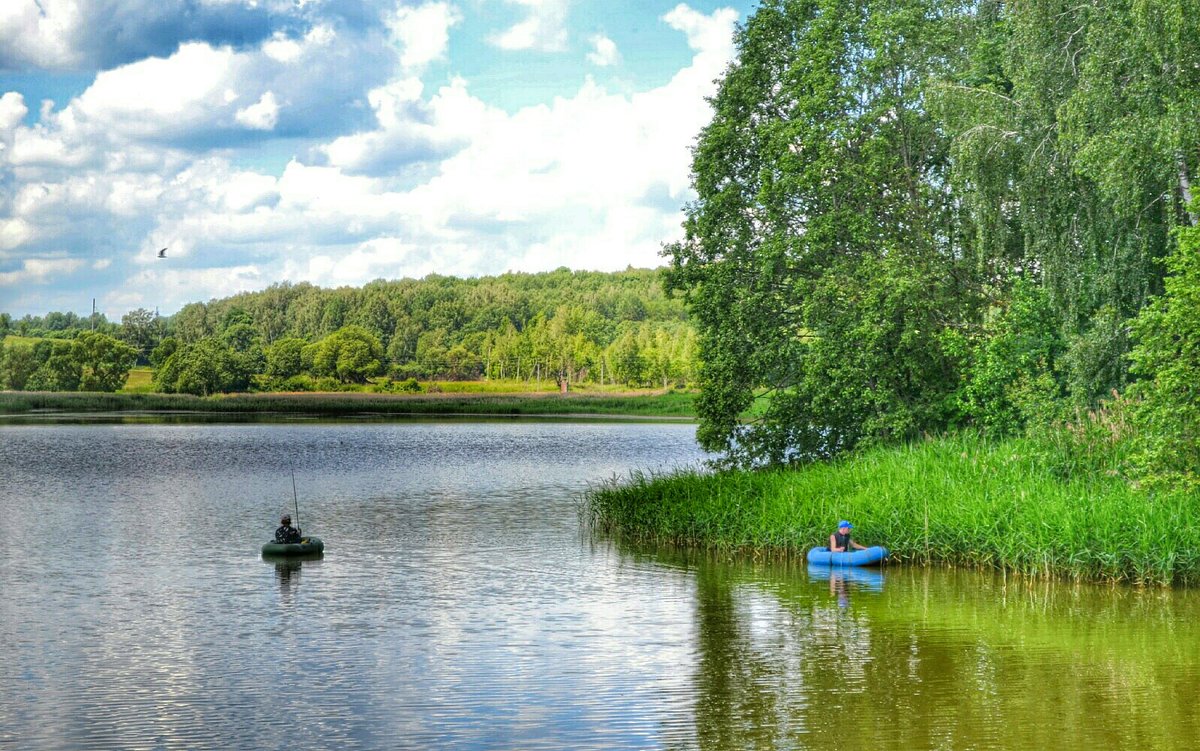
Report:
0,389,696,418
586,433,1199,586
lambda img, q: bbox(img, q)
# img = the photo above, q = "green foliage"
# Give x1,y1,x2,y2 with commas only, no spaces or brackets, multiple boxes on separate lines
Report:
153,339,251,396
938,0,1183,410
1127,222,1200,490
1060,0,1200,228
311,326,384,384
667,0,967,464
26,340,82,391
75,332,138,392
220,321,266,381
0,333,135,393
373,376,423,394
264,337,307,378
119,308,160,365
1062,305,1131,407
124,269,693,388
0,339,38,390
149,337,178,373
8,268,697,394
957,280,1064,434
4,310,115,338
659,0,1197,472
608,330,645,387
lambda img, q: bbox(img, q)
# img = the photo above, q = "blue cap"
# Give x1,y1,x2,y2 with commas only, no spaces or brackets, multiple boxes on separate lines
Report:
838,520,853,529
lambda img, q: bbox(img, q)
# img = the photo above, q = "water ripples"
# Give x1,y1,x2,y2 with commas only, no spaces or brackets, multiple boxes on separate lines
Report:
4,421,1200,750
0,422,711,751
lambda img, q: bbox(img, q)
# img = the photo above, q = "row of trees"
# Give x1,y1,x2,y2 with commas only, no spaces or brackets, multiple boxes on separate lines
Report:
670,0,1200,486
0,308,164,365
2,268,699,395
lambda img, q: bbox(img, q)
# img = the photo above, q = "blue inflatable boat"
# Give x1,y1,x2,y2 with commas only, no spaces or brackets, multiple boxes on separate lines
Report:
806,545,888,567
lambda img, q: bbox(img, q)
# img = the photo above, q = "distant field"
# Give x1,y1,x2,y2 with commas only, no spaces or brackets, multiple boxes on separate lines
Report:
2,335,44,346
416,379,662,394
123,368,154,392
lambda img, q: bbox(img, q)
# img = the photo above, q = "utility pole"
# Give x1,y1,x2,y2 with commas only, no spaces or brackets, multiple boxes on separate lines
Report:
91,298,96,331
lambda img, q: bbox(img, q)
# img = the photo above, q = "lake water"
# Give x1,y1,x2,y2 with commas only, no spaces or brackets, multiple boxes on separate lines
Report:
1,420,1198,750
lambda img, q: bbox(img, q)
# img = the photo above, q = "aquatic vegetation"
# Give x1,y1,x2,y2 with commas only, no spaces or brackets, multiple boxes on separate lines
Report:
586,432,1199,586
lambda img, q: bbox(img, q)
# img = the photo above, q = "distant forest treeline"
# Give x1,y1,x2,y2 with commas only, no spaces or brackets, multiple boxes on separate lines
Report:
0,267,698,394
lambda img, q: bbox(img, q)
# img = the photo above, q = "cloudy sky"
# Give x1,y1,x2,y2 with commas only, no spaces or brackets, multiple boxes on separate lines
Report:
0,0,755,319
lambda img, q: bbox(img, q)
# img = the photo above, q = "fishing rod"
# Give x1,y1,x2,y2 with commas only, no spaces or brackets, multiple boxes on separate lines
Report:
291,469,300,535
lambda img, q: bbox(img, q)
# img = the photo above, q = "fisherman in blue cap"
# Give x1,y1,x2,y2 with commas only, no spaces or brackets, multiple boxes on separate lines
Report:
829,520,867,553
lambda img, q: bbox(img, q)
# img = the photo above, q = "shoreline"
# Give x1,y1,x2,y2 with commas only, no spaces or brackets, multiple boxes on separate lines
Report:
585,432,1199,587
0,389,698,420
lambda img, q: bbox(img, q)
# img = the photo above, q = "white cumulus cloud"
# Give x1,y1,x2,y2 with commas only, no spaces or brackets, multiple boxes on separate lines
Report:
0,0,298,71
491,0,569,52
663,3,739,53
0,0,84,69
0,92,29,131
235,91,280,130
387,1,461,72
586,34,620,67
0,3,745,316
0,257,86,286
321,76,489,176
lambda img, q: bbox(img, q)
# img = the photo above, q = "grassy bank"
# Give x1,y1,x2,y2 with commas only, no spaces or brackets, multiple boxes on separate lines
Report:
586,432,1198,586
0,388,696,418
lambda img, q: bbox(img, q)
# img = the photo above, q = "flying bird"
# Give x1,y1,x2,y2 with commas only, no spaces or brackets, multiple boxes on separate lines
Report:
157,247,167,258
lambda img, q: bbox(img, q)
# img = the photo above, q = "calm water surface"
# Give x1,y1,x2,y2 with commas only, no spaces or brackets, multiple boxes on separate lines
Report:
1,420,1198,750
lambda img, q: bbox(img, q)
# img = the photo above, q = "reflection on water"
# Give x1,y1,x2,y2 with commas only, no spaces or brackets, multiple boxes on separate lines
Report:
265,555,323,602
2,421,1199,750
642,548,1200,750
809,564,885,604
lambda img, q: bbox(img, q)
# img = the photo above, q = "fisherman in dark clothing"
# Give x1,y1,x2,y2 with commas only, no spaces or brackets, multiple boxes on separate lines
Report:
829,520,867,553
275,514,302,543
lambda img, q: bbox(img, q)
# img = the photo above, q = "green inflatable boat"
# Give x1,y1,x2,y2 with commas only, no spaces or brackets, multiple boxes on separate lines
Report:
261,537,325,556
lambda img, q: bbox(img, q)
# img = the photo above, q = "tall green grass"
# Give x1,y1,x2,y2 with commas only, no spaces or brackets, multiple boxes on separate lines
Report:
586,432,1199,585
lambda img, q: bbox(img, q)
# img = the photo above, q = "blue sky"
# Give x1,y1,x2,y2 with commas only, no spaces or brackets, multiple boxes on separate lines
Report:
0,0,758,318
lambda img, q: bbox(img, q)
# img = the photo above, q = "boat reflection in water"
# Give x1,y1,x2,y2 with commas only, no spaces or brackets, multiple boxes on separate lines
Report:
263,552,323,600
808,563,884,594
806,563,885,609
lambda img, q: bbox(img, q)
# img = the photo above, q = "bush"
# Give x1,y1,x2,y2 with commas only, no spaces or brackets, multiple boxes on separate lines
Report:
373,377,422,394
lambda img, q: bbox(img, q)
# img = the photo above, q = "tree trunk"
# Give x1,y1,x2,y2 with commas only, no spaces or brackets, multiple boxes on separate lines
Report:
1178,150,1197,226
